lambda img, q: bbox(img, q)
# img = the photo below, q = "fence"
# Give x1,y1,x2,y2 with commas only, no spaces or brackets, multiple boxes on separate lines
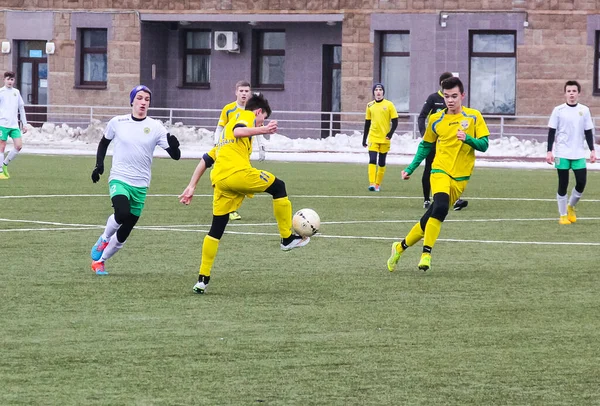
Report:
25,104,600,141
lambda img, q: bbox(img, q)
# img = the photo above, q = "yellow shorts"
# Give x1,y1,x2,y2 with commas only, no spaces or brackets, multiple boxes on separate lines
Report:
368,141,391,154
430,172,467,204
212,168,276,216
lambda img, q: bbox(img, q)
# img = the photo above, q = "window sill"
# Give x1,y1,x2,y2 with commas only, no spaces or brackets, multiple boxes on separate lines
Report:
74,84,107,90
252,86,285,91
178,84,211,90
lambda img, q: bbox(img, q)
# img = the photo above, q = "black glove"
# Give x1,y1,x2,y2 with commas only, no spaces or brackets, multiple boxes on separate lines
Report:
91,164,103,183
167,133,180,149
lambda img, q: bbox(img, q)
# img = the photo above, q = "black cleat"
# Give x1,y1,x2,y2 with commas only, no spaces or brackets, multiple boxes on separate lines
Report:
453,199,468,211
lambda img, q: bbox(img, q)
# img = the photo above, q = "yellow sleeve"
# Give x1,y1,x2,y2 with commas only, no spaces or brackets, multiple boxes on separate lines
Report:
217,106,228,127
207,146,217,161
236,110,256,128
474,111,490,139
423,114,439,143
388,101,399,119
365,104,372,120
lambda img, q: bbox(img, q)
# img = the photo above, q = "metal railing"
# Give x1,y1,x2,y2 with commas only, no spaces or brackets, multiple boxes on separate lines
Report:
25,104,600,140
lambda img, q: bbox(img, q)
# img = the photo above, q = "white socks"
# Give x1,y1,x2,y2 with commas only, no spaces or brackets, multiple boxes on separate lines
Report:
3,148,19,166
101,214,121,241
100,235,124,262
568,188,582,208
557,193,568,216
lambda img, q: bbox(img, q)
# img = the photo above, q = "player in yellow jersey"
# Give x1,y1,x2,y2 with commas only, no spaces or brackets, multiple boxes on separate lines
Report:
214,80,266,221
362,83,398,192
187,93,309,294
387,77,489,272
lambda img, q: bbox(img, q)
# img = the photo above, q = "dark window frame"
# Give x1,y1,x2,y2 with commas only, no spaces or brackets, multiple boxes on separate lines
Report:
594,31,600,95
79,28,108,88
468,29,517,115
182,29,211,89
252,30,285,90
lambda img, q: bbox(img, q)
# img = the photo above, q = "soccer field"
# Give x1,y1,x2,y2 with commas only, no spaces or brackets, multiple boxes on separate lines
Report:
1,155,599,405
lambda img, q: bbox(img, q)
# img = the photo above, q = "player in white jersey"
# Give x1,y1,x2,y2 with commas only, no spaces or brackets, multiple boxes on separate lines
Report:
89,85,181,275
546,80,596,225
0,71,28,180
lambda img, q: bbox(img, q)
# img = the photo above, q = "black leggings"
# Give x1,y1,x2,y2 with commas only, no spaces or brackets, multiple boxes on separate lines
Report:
368,151,387,167
557,168,586,196
421,144,436,200
111,195,140,243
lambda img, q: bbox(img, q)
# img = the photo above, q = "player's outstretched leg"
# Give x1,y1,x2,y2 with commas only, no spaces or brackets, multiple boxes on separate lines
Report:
91,235,110,260
387,242,403,272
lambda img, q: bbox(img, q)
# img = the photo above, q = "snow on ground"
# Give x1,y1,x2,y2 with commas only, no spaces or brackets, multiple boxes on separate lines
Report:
17,120,594,170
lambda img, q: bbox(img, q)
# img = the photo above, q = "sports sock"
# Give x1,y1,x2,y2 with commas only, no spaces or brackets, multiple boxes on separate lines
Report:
568,188,582,207
272,196,292,238
557,193,568,216
405,222,425,247
199,235,220,277
102,214,121,240
4,148,19,166
375,166,386,186
368,163,376,184
423,217,442,250
100,235,124,261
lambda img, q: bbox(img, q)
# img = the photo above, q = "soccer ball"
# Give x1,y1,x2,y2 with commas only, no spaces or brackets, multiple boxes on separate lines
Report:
292,208,320,237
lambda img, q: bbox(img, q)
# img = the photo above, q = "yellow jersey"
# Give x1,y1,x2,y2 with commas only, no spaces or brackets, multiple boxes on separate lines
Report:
210,110,256,184
217,101,243,128
424,106,489,179
365,99,398,143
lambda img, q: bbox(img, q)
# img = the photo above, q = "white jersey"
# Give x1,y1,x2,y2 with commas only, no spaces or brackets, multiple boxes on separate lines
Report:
548,103,594,159
0,86,28,129
104,114,169,187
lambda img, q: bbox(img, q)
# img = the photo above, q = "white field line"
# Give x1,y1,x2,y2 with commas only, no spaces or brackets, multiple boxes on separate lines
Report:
2,217,600,246
3,193,600,203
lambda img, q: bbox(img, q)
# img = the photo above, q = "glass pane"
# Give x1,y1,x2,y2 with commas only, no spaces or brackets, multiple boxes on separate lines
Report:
38,63,48,105
473,34,514,53
260,55,285,85
186,54,210,83
381,56,410,111
20,62,33,104
262,32,285,50
383,33,410,53
333,46,342,64
19,40,46,58
331,68,341,112
470,57,516,114
83,53,107,82
83,30,107,48
186,31,210,49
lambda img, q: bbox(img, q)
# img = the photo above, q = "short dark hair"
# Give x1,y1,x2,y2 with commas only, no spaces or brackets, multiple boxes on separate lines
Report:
564,80,581,93
441,76,464,94
439,72,453,85
4,71,15,79
235,80,251,90
245,93,272,118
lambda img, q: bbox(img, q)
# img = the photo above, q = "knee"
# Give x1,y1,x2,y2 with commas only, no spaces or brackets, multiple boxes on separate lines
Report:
265,178,287,199
378,153,387,167
431,193,450,221
368,151,377,165
208,214,229,240
112,196,131,224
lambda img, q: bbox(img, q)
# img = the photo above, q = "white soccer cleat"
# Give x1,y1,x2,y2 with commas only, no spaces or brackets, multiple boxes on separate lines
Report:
193,281,207,294
280,235,310,251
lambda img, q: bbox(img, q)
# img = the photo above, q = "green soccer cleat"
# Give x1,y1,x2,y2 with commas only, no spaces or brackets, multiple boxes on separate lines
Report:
387,242,403,272
229,211,242,221
418,253,431,272
2,164,9,179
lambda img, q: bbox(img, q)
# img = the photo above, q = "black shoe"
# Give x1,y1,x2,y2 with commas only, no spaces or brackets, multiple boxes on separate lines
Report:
453,199,468,211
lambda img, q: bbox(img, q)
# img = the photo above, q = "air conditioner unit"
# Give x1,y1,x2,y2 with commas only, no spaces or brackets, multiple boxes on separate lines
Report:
214,31,240,52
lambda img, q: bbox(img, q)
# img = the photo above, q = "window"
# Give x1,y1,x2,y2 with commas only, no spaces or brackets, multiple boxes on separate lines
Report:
253,31,285,89
469,31,516,114
379,32,410,112
80,29,107,86
594,31,600,95
183,30,211,87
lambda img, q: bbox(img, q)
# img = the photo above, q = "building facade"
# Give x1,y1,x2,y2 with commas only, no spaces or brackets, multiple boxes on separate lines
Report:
1,1,599,134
